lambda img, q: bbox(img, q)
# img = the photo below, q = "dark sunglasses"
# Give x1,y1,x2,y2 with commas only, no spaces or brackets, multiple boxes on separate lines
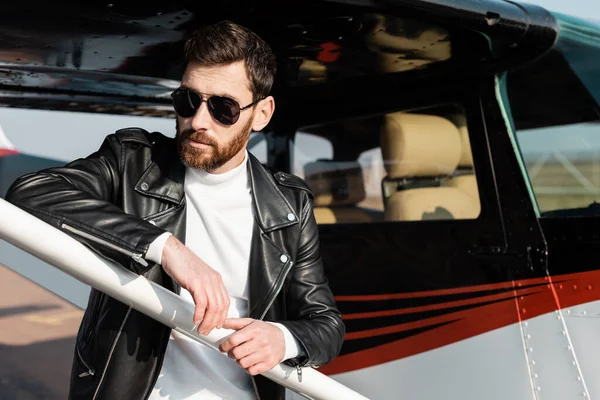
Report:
171,87,262,126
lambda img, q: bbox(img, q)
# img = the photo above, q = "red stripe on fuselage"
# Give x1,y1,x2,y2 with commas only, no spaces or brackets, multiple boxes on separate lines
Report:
321,271,600,375
0,149,18,157
334,278,567,302
341,286,543,320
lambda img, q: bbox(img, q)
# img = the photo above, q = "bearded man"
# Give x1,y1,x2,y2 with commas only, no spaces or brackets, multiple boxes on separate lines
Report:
6,20,344,400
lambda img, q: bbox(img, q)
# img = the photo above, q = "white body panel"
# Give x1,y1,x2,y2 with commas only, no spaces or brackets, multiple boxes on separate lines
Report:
520,308,590,399
290,304,600,400
323,323,534,400
561,300,600,399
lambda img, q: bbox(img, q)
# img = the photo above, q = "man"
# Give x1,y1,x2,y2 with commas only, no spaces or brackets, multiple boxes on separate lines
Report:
6,21,344,400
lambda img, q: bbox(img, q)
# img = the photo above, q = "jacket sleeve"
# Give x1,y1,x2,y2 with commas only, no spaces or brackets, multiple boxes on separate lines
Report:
5,133,167,271
279,194,345,368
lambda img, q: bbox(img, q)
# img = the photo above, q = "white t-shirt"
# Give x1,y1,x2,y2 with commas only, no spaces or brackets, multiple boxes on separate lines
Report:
147,153,298,400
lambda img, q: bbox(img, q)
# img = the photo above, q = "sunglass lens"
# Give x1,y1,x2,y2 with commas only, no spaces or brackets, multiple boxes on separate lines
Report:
208,96,240,125
172,89,199,118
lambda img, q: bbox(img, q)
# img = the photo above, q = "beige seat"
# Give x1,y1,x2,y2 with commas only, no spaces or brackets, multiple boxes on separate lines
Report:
304,161,372,224
447,114,481,218
380,112,480,221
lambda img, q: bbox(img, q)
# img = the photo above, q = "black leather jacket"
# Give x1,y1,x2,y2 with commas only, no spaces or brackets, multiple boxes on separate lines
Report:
6,128,345,400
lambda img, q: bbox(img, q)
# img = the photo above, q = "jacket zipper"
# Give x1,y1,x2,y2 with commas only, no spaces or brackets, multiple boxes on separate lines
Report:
61,223,148,267
258,261,294,320
83,292,104,346
255,260,306,390
76,345,95,378
249,259,295,399
92,308,132,399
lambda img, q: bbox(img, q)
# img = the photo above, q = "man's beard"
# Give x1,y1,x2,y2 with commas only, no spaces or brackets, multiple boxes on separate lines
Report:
175,117,253,171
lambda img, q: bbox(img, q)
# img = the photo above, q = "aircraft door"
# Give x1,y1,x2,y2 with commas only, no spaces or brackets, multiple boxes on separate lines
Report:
285,86,542,399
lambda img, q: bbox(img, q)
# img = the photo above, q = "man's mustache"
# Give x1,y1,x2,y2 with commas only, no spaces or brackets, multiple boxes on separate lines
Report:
178,129,218,147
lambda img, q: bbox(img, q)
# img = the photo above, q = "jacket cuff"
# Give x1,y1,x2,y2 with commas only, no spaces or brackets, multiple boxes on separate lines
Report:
145,232,172,265
266,322,300,361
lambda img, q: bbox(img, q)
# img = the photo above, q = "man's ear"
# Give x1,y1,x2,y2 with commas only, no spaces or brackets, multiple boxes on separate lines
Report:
252,96,275,131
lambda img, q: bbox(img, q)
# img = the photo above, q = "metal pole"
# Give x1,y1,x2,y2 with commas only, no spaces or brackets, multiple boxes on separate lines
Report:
0,198,368,400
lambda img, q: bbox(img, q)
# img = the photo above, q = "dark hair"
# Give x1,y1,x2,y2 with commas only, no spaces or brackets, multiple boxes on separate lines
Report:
184,21,277,101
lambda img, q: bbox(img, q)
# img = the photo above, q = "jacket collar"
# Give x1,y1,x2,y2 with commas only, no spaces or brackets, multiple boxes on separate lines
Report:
247,152,299,233
135,142,185,205
137,146,299,232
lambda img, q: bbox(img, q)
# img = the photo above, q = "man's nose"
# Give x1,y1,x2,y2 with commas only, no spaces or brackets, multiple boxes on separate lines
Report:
190,101,212,131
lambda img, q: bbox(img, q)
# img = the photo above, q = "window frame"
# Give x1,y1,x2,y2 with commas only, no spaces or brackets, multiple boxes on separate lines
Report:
274,72,508,249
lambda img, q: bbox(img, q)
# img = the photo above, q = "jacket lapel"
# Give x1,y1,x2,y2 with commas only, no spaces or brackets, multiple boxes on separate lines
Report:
247,153,299,233
134,161,185,205
246,154,298,319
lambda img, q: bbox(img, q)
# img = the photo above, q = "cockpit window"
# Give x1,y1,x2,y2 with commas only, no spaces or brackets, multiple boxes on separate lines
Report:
292,104,481,224
507,22,600,217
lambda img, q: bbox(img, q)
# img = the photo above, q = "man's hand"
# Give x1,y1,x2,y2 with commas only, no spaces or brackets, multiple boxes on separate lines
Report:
220,318,286,376
161,235,230,335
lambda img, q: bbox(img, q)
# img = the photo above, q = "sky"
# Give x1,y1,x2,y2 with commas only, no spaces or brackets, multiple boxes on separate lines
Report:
531,0,600,21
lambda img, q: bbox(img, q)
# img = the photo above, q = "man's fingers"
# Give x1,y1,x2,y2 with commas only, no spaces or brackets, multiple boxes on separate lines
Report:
199,308,216,335
219,327,252,353
222,318,254,330
247,362,270,376
230,341,255,361
198,286,219,335
216,283,229,329
192,293,207,327
237,351,262,369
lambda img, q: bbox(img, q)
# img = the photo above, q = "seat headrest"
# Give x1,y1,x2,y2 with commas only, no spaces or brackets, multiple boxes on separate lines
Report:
446,113,473,168
380,112,462,178
304,161,366,207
